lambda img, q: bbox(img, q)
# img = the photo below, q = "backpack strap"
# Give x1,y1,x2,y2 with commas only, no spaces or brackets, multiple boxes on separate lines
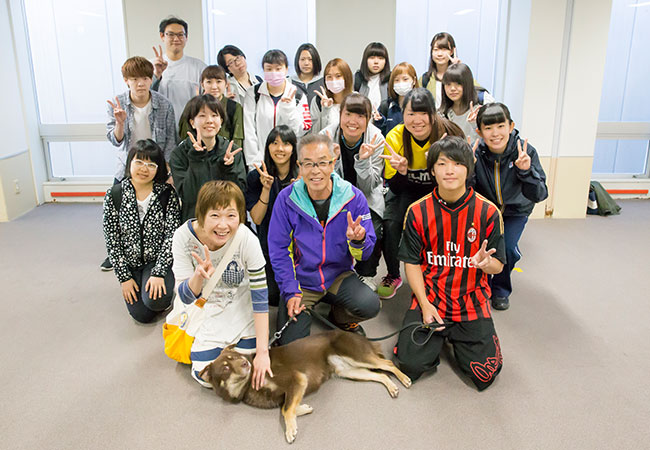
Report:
110,183,123,213
422,72,431,90
226,99,237,140
159,186,172,219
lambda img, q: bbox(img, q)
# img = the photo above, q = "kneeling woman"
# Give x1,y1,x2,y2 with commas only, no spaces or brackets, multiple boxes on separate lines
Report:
103,140,181,323
170,180,271,388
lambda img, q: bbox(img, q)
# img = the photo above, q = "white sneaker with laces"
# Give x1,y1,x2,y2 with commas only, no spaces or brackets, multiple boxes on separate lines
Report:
357,275,377,291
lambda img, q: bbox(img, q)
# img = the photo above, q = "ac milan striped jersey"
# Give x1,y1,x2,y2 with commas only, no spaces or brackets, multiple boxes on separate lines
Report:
399,187,506,322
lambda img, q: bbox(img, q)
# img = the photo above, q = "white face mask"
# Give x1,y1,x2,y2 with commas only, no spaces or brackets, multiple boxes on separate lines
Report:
393,81,413,97
325,79,345,94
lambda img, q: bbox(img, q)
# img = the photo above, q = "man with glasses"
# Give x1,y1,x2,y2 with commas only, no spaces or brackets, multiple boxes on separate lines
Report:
152,17,206,126
268,134,381,344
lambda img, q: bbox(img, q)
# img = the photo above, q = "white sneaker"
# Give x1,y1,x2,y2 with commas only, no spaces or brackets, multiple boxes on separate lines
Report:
191,370,213,389
357,275,377,291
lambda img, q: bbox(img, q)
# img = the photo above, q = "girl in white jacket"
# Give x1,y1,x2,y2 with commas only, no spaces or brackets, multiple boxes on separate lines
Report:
243,49,310,171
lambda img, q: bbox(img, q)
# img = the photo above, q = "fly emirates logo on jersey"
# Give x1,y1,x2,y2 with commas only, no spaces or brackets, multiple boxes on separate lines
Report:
426,241,475,269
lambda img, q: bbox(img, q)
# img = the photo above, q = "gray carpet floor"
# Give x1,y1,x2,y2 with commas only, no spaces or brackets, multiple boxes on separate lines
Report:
1,200,649,450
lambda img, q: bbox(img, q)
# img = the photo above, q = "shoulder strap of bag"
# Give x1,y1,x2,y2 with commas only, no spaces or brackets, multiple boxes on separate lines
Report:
110,183,123,212
199,224,245,299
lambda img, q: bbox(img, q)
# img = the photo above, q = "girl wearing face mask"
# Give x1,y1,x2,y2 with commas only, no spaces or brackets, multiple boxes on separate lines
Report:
243,49,310,172
319,93,385,291
310,58,354,133
103,140,181,323
291,43,325,106
378,88,464,299
245,125,299,307
170,94,247,221
353,42,391,111
440,63,495,143
217,45,262,105
374,62,420,136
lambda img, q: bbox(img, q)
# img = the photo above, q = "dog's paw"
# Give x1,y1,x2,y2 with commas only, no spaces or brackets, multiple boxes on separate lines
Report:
285,422,298,444
402,376,412,389
387,382,399,398
296,404,313,416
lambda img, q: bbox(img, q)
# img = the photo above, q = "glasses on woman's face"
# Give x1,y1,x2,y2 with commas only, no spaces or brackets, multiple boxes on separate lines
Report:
132,159,158,170
300,160,333,170
226,55,244,68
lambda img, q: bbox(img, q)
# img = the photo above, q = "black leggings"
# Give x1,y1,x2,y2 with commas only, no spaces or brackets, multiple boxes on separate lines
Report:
383,190,425,277
124,262,175,323
395,308,503,391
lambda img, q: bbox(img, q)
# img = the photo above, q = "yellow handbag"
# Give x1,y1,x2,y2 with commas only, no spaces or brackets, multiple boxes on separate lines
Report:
162,226,243,364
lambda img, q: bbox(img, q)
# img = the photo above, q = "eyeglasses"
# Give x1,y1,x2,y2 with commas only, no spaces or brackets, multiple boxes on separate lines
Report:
226,55,244,68
132,159,158,170
300,160,333,170
164,32,186,39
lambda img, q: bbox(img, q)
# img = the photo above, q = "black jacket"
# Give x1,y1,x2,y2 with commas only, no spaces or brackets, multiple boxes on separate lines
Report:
170,135,247,222
472,129,548,217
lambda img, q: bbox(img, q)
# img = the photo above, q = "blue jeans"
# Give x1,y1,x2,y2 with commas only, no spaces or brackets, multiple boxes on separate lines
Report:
490,215,528,299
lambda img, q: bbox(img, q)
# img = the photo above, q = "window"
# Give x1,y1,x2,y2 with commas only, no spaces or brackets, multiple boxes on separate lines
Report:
23,0,127,178
203,0,316,76
593,0,650,176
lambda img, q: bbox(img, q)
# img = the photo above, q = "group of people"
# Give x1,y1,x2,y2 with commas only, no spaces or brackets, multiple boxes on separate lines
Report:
102,16,548,391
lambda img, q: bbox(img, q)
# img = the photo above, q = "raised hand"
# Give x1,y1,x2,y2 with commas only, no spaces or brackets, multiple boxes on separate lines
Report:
107,97,126,124
379,141,408,175
226,82,236,99
359,135,383,160
448,53,461,65
191,245,215,281
515,138,531,171
467,136,480,156
467,101,481,123
254,162,274,190
314,86,334,108
152,45,168,78
224,140,243,166
325,130,341,159
372,107,382,122
280,86,297,104
470,239,497,270
346,211,366,241
187,130,206,152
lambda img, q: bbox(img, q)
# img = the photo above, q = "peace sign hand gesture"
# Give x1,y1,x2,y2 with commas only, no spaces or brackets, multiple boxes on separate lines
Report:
325,130,341,159
254,162,274,190
226,82,236,100
359,135,383,160
314,86,334,108
107,97,126,125
280,86,297,104
448,53,461,65
470,239,497,270
466,136,480,160
191,245,215,281
379,141,408,175
152,45,168,79
187,130,206,152
372,107,382,122
515,138,531,171
224,140,243,166
467,101,481,123
346,212,366,241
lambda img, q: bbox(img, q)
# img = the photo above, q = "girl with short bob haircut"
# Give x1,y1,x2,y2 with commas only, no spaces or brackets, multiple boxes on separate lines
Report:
440,63,495,142
217,44,262,104
169,180,271,388
310,58,354,133
103,139,181,323
354,42,391,111
245,125,299,307
421,32,457,109
291,43,324,106
170,94,247,222
374,62,420,136
378,87,463,299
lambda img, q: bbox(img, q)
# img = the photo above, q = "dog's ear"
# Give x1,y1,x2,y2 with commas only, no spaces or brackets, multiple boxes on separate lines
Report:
224,343,236,352
199,365,211,383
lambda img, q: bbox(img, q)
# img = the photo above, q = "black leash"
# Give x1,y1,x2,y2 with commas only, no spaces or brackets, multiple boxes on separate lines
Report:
270,308,456,346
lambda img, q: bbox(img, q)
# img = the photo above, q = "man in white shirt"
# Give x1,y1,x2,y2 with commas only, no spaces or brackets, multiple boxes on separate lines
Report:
152,17,206,127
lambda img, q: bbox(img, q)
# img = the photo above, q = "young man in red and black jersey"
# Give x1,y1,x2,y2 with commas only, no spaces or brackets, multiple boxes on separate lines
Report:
395,136,506,391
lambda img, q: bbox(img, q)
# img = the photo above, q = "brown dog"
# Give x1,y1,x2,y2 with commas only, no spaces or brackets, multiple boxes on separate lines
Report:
199,330,411,443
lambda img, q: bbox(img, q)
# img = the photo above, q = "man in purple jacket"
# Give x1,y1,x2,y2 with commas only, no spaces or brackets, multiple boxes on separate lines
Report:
269,134,380,344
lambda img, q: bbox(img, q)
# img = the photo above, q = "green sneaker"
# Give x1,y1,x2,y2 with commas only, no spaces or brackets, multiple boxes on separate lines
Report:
377,275,403,299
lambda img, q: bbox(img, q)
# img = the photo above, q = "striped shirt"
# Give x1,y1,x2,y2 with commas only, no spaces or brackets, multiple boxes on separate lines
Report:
399,187,505,321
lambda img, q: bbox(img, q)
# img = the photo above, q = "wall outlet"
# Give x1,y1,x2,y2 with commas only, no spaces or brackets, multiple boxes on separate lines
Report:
13,179,20,194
